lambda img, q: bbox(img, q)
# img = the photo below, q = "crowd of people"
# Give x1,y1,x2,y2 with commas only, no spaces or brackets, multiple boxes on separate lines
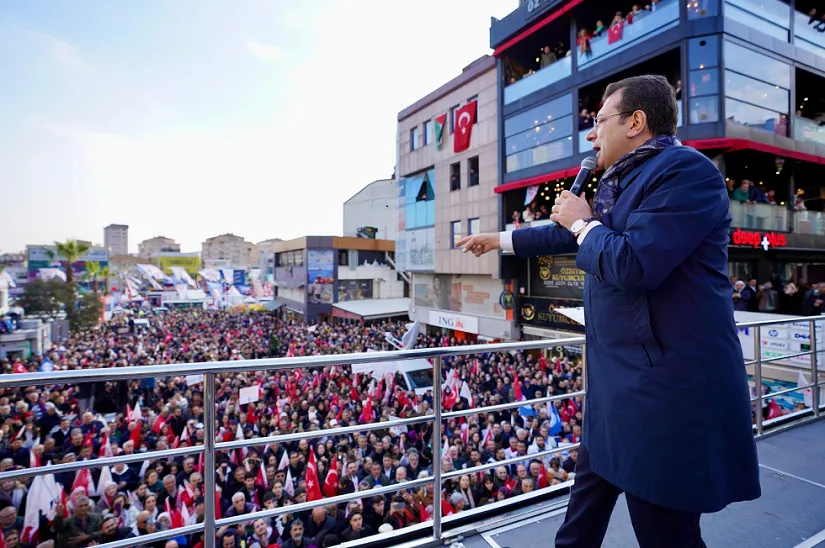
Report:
0,309,584,548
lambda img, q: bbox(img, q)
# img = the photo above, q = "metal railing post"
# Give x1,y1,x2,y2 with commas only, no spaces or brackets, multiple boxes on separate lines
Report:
432,355,443,542
754,326,764,436
203,373,217,548
809,320,820,418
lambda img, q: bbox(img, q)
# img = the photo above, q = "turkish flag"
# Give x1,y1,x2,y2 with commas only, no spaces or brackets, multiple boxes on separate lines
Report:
322,466,339,498
305,449,323,502
608,22,623,44
453,100,477,153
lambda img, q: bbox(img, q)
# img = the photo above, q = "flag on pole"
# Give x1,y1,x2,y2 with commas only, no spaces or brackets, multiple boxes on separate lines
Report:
434,114,447,151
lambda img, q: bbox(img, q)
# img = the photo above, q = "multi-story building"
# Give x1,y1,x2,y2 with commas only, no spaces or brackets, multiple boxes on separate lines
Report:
343,178,398,241
273,236,407,323
201,234,258,269
256,238,283,282
490,0,825,338
103,224,129,256
397,55,517,342
138,236,181,260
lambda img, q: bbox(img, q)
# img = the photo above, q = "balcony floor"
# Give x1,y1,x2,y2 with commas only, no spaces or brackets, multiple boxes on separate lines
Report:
464,419,825,548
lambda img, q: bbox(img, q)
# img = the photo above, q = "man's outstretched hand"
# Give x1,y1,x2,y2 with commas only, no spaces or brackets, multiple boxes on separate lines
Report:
456,233,501,257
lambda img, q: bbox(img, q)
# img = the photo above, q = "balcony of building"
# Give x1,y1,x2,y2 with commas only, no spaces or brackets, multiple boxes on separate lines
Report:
724,149,825,236
502,11,573,106
571,0,680,72
501,174,599,234
576,48,682,154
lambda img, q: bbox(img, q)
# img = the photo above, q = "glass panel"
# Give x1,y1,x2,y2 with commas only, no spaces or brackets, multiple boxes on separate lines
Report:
579,128,593,155
725,98,788,135
690,96,720,123
793,210,825,236
504,56,573,105
469,218,480,235
505,115,574,155
578,0,679,68
724,40,792,89
687,0,719,18
725,70,789,114
425,120,433,145
415,201,428,228
688,36,719,69
425,201,435,226
405,203,417,230
506,137,574,172
794,117,825,146
678,100,683,127
794,10,825,59
504,94,573,137
729,201,789,232
689,68,719,97
726,0,790,28
725,3,789,41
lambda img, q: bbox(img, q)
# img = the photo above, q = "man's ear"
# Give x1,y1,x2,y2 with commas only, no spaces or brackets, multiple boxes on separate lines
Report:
626,111,648,139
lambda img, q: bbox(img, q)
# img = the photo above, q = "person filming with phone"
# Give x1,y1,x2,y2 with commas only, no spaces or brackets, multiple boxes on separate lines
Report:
457,75,760,548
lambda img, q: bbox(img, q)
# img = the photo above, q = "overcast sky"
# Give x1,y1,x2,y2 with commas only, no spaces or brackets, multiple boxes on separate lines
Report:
0,1,513,254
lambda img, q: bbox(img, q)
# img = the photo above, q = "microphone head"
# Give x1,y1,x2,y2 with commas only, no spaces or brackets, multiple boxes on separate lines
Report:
581,157,598,171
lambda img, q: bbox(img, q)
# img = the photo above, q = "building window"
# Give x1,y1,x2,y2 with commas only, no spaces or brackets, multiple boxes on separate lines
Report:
469,218,480,236
450,163,461,191
449,105,459,134
467,96,479,124
410,127,420,151
687,36,720,124
451,221,463,248
424,120,433,145
468,157,479,186
338,250,349,266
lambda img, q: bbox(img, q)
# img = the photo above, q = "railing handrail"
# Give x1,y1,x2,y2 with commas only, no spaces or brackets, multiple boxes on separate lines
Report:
3,315,822,548
0,336,587,388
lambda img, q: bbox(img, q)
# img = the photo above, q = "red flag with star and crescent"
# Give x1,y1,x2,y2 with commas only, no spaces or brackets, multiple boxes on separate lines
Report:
305,448,323,502
453,100,477,153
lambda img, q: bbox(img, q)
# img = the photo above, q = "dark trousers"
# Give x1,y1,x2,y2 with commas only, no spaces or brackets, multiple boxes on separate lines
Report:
555,444,707,548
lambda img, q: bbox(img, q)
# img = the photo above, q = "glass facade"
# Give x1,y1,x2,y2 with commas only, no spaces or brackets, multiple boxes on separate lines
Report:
723,40,790,136
504,56,572,105
577,0,679,69
687,0,719,19
404,169,436,230
724,0,790,42
504,94,574,173
794,10,825,59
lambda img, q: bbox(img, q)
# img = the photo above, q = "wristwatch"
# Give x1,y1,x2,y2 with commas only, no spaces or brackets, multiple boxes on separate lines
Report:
570,218,596,237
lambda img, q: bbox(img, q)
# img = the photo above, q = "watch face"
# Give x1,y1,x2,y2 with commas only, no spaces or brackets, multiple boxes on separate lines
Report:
571,220,585,232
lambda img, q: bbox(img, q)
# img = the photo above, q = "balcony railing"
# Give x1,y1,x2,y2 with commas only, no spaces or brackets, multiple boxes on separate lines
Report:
577,0,679,69
794,116,825,147
730,201,789,232
505,56,573,105
793,210,825,236
506,219,555,232
1,317,822,548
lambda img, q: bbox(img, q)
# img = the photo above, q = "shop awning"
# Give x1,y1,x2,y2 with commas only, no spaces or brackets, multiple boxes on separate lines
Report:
332,298,411,320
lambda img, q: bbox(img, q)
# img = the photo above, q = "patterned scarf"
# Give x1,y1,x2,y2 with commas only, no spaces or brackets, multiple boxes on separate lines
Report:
592,135,680,221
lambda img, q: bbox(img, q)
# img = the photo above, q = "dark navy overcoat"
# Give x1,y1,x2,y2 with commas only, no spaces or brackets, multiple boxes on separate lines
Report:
512,145,761,513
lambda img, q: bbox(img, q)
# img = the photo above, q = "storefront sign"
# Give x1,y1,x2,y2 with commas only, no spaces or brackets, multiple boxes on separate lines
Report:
428,311,479,334
531,256,585,299
518,296,585,334
499,291,515,310
730,228,786,250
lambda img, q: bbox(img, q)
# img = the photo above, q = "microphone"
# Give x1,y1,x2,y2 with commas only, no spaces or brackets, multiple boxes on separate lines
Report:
569,157,598,197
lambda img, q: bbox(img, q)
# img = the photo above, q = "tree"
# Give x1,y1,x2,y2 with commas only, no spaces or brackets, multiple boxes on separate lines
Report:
100,266,111,294
85,261,101,293
46,240,89,323
16,280,73,318
47,240,90,285
70,293,103,332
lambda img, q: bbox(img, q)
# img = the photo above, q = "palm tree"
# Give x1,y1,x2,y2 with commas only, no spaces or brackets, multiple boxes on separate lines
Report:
85,261,101,293
100,266,111,294
47,240,90,285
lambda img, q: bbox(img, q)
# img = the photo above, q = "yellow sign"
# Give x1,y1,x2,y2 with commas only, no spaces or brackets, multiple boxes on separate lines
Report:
153,255,201,276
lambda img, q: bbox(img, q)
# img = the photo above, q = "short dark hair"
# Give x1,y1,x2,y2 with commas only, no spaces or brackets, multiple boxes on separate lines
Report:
603,74,678,137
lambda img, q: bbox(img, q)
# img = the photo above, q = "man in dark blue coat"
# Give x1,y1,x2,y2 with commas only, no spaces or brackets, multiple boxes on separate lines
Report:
457,75,760,547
